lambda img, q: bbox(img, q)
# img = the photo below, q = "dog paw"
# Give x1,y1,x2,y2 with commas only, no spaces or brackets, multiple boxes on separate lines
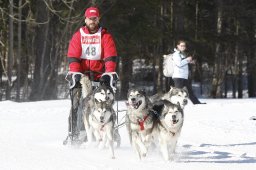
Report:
111,156,115,159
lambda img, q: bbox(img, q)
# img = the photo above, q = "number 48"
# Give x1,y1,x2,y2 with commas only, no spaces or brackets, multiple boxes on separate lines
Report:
85,46,96,56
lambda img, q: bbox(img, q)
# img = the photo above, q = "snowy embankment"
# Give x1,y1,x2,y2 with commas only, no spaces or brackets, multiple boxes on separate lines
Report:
0,99,256,170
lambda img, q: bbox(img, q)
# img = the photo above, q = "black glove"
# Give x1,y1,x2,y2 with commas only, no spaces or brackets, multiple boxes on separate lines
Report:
74,74,81,83
67,73,81,89
99,74,111,87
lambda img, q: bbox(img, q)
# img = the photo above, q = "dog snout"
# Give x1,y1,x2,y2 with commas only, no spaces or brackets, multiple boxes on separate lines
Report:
131,98,136,101
183,99,188,104
100,116,104,122
172,115,176,120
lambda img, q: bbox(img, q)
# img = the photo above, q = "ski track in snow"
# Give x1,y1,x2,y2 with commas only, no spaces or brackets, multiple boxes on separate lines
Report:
0,99,256,170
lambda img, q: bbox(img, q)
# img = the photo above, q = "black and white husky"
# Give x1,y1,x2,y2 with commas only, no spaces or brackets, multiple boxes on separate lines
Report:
125,88,156,159
80,75,116,158
153,100,184,161
149,86,188,161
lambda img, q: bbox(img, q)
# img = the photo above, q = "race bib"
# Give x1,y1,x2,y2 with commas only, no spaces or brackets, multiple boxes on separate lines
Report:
80,27,102,60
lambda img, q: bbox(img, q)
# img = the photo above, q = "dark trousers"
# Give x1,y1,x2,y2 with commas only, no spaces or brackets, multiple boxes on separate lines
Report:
68,81,85,136
173,78,201,104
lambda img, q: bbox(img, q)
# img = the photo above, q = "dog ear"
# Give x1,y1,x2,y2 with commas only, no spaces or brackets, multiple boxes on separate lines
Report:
182,86,188,93
169,86,174,91
162,104,169,115
162,99,171,105
139,89,146,96
176,103,183,112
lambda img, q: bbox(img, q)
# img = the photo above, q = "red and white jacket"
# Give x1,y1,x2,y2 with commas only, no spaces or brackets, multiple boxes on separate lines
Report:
67,26,117,80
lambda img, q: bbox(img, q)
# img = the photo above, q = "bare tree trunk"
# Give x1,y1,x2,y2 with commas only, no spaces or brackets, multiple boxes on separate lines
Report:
237,54,243,98
40,14,58,99
16,0,22,101
170,0,175,87
224,72,228,98
234,19,243,98
152,46,157,94
6,0,14,100
194,0,203,96
232,45,238,98
247,18,256,97
211,0,223,98
195,0,199,41
175,0,185,36
160,0,167,92
29,0,50,100
120,52,132,99
163,0,174,92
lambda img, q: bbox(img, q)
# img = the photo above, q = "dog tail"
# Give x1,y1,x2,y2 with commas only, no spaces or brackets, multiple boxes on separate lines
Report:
80,75,93,98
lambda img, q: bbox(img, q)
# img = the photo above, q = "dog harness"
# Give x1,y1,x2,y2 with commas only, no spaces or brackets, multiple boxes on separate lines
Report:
128,113,152,131
137,114,149,131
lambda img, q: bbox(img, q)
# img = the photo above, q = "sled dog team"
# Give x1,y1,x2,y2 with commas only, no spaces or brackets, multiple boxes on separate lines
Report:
79,75,189,161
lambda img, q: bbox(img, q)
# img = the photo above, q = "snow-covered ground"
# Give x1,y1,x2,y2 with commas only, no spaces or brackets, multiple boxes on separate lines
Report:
0,99,256,170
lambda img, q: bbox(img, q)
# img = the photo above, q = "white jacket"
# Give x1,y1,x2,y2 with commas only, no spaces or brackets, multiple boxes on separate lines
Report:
172,48,189,79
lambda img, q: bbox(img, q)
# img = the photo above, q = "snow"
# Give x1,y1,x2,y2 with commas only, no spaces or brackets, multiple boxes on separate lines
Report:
0,99,256,170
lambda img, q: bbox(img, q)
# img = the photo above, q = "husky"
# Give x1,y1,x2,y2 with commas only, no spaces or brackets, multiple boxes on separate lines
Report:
125,88,156,159
80,75,119,153
88,101,115,159
154,100,184,161
80,75,116,135
150,86,188,109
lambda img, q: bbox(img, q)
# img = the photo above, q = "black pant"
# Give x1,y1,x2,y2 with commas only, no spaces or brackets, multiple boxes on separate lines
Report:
68,84,82,136
173,78,201,104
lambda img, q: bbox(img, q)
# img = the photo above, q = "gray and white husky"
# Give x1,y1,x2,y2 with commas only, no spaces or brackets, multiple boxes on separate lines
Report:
80,75,116,135
80,75,117,158
125,88,156,159
154,100,184,161
88,101,115,159
150,86,188,109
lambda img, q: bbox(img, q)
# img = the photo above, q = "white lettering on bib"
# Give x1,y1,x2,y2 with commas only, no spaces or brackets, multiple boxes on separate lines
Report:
80,27,102,60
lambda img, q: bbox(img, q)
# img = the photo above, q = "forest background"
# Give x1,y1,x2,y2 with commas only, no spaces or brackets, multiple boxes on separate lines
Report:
0,0,256,101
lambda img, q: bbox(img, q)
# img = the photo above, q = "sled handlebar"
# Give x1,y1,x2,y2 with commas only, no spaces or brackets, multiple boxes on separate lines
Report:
65,71,119,91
